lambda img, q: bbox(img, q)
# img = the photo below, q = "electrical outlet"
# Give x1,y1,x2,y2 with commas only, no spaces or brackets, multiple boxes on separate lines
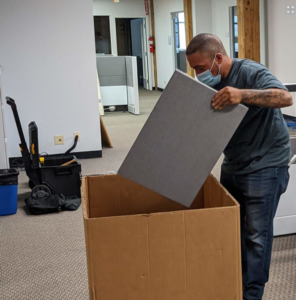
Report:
74,132,80,141
54,135,64,145
287,5,295,14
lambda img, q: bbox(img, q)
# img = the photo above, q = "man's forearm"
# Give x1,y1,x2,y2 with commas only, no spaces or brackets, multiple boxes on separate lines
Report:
241,89,293,108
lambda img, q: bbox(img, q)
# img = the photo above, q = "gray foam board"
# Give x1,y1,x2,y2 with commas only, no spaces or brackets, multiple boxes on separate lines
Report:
118,70,248,207
99,76,127,87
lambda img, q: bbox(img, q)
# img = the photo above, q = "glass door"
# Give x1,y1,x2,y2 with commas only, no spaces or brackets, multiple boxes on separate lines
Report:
230,6,238,58
172,12,187,73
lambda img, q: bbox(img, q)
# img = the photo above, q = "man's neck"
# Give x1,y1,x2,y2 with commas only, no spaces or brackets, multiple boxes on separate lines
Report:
221,57,233,80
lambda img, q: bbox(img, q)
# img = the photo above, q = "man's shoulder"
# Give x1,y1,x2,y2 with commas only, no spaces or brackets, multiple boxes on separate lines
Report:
234,58,267,73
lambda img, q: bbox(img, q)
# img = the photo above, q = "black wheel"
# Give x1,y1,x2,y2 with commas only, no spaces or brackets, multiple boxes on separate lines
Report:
31,185,51,199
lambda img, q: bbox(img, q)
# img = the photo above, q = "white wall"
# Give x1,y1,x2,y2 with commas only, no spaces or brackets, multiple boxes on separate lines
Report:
267,0,296,117
0,68,9,169
93,0,147,56
193,0,213,37
211,0,236,56
0,0,101,158
267,0,296,83
154,0,184,89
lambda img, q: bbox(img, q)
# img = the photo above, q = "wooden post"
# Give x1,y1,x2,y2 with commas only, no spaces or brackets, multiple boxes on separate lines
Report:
184,0,195,77
150,0,158,90
100,116,113,148
237,0,260,62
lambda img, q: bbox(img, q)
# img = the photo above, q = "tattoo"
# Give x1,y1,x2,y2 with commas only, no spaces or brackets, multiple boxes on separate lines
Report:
241,89,290,108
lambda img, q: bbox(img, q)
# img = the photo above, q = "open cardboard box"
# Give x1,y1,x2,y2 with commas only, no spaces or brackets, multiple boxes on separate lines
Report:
82,174,242,300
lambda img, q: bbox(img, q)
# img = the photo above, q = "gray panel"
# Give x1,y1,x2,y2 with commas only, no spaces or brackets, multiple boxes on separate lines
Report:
99,76,127,87
126,76,134,87
118,70,248,207
96,57,126,77
125,57,134,78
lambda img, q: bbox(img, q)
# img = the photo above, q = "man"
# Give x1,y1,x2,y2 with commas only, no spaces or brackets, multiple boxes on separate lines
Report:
186,33,292,300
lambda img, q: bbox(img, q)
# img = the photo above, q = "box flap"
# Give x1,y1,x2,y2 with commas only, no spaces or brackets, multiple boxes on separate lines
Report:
203,174,239,208
84,174,204,219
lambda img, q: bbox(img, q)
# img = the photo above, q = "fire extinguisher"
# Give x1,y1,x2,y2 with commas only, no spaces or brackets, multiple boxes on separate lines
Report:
149,36,155,53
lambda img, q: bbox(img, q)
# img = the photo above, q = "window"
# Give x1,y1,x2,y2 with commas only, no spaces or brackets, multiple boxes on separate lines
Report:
93,16,112,54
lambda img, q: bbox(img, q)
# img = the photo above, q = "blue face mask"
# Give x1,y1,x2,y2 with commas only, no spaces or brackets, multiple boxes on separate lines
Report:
196,55,221,87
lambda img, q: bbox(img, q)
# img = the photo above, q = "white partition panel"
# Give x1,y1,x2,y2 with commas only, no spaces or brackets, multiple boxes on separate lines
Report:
100,86,128,106
126,57,140,115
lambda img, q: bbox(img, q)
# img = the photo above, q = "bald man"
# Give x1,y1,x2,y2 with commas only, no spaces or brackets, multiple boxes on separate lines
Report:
186,34,292,300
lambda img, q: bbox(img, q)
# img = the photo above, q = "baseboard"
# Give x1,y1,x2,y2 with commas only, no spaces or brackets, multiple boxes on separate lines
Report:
274,215,296,236
152,87,164,92
104,105,128,112
9,150,102,168
285,84,296,93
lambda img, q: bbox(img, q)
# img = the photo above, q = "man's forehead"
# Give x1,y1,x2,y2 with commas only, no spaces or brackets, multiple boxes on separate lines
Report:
187,52,211,66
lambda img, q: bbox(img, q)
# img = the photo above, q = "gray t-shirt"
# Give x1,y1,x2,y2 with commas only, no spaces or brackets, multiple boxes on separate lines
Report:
214,59,291,175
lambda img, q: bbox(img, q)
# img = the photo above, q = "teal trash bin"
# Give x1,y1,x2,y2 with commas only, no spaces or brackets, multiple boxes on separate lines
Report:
0,169,19,216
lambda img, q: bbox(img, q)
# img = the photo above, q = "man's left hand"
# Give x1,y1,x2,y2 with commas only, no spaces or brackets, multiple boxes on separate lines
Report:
211,87,242,110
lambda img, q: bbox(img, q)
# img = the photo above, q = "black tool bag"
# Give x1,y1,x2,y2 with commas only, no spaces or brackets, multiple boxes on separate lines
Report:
25,194,81,215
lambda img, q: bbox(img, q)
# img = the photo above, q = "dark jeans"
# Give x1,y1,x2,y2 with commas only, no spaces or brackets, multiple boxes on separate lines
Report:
220,166,290,300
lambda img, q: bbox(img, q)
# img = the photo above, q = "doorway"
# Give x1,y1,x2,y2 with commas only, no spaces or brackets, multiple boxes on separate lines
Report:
115,18,149,90
172,12,187,73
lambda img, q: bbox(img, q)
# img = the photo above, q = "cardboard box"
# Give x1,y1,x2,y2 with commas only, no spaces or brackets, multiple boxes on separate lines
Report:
82,174,242,300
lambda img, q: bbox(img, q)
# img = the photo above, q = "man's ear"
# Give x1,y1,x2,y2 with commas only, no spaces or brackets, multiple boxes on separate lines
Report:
215,53,223,64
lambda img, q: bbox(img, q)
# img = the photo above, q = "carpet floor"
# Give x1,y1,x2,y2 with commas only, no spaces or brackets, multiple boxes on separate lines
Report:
0,88,295,299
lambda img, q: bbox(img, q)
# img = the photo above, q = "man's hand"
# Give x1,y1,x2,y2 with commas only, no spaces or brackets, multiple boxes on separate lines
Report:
211,87,242,110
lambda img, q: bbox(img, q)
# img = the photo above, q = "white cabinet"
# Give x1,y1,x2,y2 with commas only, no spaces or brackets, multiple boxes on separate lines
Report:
282,84,296,117
274,137,296,236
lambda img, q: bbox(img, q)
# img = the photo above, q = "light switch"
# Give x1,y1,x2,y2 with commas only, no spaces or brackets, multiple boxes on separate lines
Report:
168,36,171,45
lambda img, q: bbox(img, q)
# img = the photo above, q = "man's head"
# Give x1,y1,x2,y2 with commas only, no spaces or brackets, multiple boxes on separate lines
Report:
186,33,231,82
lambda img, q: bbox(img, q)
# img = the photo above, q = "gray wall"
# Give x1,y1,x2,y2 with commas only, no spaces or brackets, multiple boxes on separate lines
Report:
0,0,101,157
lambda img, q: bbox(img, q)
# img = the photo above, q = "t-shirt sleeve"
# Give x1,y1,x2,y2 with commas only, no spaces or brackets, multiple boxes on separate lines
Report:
246,65,288,90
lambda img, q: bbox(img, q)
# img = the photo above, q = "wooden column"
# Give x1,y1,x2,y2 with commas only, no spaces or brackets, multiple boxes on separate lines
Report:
100,116,113,148
184,0,195,77
150,0,158,90
237,0,260,62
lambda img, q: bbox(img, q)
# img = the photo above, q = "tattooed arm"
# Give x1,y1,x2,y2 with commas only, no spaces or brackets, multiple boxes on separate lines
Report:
241,89,293,108
212,87,293,110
